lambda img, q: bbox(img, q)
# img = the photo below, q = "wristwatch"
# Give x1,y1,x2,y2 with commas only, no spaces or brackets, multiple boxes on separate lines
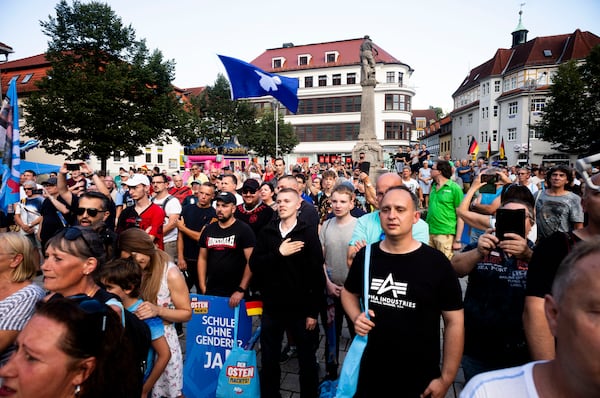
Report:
235,286,246,293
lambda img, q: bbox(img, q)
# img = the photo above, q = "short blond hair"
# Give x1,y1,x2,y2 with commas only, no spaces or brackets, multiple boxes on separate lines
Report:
0,232,37,282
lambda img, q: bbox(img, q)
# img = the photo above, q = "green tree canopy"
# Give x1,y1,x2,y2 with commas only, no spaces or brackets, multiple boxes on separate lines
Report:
25,0,188,170
191,74,257,147
537,45,600,154
238,109,298,159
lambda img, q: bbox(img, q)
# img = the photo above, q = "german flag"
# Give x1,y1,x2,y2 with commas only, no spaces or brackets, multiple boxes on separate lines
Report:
499,137,506,159
486,140,491,159
245,300,263,316
468,137,479,156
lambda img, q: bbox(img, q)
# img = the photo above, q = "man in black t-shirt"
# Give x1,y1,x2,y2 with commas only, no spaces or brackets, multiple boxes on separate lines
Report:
198,191,255,307
177,182,217,291
342,186,463,398
235,178,274,236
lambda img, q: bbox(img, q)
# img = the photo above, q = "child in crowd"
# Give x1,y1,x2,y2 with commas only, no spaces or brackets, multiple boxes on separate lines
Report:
99,258,171,398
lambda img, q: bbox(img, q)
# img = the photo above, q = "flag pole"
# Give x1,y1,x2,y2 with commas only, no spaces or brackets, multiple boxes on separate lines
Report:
274,100,279,158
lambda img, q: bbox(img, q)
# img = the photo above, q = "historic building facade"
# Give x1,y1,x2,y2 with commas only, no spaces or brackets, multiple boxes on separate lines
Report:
451,14,600,166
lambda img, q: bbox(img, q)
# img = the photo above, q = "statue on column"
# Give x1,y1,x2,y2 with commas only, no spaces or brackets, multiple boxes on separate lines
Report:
360,35,378,85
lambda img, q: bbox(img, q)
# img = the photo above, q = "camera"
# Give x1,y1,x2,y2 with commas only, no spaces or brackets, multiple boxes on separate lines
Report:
481,174,497,184
66,163,81,171
32,189,43,195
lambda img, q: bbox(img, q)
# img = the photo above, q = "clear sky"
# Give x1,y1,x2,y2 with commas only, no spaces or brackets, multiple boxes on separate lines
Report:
2,0,599,113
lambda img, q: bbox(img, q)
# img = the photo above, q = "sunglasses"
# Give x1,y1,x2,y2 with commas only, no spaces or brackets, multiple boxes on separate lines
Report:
63,226,94,254
75,207,103,217
242,189,257,194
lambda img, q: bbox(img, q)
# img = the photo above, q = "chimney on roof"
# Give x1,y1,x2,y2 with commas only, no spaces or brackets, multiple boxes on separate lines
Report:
282,43,294,48
511,7,528,48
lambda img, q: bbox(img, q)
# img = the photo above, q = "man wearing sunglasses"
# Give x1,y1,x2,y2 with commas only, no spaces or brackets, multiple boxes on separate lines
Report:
234,179,274,237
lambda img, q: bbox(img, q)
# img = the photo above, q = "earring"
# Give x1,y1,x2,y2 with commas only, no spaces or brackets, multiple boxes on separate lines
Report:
75,385,81,395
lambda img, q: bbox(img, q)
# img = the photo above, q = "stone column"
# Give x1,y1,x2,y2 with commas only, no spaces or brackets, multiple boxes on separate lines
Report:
353,76,383,178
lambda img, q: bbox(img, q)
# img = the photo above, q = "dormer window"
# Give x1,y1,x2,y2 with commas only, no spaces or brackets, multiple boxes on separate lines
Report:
298,54,311,66
272,57,285,69
325,51,338,63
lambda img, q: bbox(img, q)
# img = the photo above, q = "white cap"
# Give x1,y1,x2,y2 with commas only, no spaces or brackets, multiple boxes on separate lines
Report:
123,174,150,187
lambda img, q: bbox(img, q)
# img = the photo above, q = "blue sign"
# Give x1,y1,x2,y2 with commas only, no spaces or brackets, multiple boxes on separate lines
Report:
183,295,253,398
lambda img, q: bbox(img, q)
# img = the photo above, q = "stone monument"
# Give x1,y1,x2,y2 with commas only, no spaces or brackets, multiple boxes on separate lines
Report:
353,35,384,178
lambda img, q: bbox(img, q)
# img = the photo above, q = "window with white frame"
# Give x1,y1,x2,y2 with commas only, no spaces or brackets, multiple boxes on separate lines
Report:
298,54,310,66
398,72,404,86
386,72,395,83
508,101,518,115
530,98,546,112
468,113,473,123
385,94,405,111
332,74,341,86
318,75,327,87
347,73,356,84
305,76,313,87
494,80,501,92
492,130,497,141
272,57,284,68
529,128,543,139
325,52,338,63
508,128,517,141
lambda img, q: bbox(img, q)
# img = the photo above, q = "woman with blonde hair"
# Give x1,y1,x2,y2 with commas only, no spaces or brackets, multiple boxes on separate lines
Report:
118,228,191,398
0,232,45,366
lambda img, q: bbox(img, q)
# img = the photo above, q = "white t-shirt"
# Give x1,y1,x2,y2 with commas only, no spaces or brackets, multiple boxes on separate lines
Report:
460,361,545,398
402,178,420,195
152,195,182,243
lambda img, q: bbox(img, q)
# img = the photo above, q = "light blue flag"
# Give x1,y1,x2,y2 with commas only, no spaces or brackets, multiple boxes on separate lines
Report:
0,77,21,214
218,55,299,113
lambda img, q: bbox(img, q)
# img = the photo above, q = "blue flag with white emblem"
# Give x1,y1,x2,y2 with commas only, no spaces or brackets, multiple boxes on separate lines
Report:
0,77,21,214
218,55,299,113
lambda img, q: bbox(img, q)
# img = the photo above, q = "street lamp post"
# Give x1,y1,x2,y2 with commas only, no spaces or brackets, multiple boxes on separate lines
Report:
525,78,537,165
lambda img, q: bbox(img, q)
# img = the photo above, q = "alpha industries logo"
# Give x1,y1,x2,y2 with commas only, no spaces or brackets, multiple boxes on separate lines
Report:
370,274,408,298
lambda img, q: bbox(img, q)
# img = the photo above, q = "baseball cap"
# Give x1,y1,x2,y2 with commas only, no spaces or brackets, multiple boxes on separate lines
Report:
215,191,236,205
43,177,58,186
124,174,150,187
241,179,259,192
190,180,202,185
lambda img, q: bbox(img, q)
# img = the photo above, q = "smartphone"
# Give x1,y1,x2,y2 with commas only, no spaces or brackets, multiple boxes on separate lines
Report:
495,208,526,240
66,163,80,171
479,174,498,194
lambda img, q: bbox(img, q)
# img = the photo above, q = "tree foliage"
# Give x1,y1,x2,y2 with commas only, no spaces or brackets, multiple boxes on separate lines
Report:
238,109,298,159
537,45,600,154
25,0,189,170
190,74,257,147
429,106,444,120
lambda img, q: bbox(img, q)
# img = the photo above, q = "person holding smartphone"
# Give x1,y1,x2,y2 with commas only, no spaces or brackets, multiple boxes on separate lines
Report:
451,193,536,382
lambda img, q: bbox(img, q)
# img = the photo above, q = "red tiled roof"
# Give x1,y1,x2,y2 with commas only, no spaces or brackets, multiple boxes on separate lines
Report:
250,38,406,72
183,86,205,97
453,29,600,97
1,53,50,96
412,109,438,122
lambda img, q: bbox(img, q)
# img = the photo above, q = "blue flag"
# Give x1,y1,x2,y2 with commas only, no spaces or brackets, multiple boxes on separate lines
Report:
218,55,299,113
0,77,21,214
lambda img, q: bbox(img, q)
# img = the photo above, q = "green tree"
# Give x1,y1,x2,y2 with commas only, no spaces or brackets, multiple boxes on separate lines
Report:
25,0,188,171
537,45,600,154
239,109,298,160
429,106,444,120
191,74,257,147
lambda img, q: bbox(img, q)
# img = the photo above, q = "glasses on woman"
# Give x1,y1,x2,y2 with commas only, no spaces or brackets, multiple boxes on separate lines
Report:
63,227,94,253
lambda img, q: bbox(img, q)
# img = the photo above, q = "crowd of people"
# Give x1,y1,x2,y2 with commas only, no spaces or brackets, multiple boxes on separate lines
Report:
0,149,598,397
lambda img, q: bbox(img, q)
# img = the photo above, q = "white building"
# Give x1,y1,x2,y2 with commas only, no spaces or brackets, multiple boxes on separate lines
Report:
451,13,600,166
250,38,417,165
